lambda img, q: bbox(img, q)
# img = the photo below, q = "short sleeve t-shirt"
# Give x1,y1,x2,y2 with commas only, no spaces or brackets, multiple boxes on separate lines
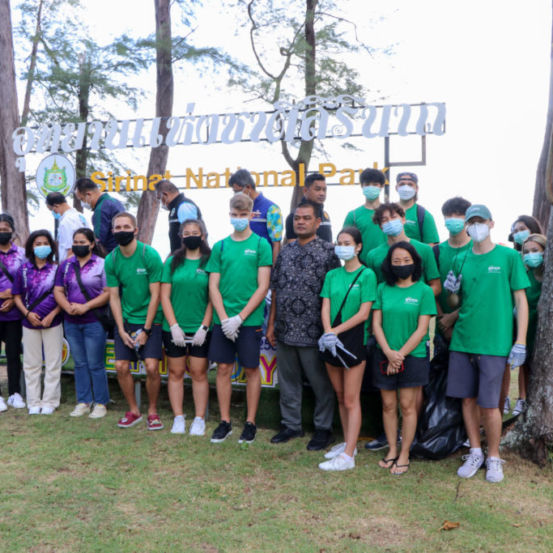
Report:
366,239,440,284
343,206,387,262
373,280,437,357
104,242,163,324
161,257,209,333
321,266,377,324
525,269,542,355
450,245,530,356
403,204,440,244
205,233,272,327
436,240,472,314
0,243,26,321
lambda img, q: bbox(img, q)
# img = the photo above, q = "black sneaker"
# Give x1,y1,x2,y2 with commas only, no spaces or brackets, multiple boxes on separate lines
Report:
307,429,334,451
238,421,257,444
210,420,232,443
365,432,388,451
270,426,305,444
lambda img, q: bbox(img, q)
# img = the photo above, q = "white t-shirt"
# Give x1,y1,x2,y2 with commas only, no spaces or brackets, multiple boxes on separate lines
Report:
58,208,89,261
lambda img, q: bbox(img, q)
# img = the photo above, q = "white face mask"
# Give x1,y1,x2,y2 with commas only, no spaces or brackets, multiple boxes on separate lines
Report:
397,185,416,201
467,222,490,243
81,201,91,210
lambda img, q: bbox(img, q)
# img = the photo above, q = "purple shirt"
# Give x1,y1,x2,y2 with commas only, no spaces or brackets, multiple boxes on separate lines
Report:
55,254,107,324
13,261,62,329
0,243,26,321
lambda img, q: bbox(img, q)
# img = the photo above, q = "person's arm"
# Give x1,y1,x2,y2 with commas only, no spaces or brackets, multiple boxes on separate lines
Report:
201,301,213,328
428,278,442,297
271,241,281,265
160,282,178,327
70,289,110,315
40,304,62,328
209,272,228,322
372,309,404,372
13,294,41,327
54,285,73,313
331,302,372,335
134,281,160,347
109,286,134,348
514,289,529,346
266,290,277,347
0,286,14,312
397,314,432,358
237,266,271,322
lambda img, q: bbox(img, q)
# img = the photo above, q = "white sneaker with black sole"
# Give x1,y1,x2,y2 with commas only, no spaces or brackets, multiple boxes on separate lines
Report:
457,449,485,478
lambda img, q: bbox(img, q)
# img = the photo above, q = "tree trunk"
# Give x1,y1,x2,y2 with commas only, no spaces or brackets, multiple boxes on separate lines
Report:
136,0,173,244
0,0,30,243
74,54,91,212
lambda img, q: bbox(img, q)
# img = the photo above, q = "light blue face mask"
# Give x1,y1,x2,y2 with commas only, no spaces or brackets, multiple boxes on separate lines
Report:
362,185,381,201
382,219,403,236
445,218,465,236
230,217,249,232
523,252,543,268
52,211,61,220
513,229,530,245
334,245,356,261
34,245,52,259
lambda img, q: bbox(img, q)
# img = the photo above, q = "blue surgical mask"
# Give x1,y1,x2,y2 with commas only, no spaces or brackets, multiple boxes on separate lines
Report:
513,230,530,245
445,218,465,236
523,252,543,268
52,212,61,220
362,185,381,201
334,245,356,261
382,219,403,236
230,217,249,232
34,245,52,259
397,185,416,201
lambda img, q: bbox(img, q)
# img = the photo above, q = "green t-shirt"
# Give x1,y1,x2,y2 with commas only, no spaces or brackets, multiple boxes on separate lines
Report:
450,245,530,356
105,241,163,324
436,240,472,314
373,280,437,358
320,265,377,326
404,204,440,244
161,257,209,333
526,268,542,355
205,233,272,327
343,206,387,263
366,239,440,284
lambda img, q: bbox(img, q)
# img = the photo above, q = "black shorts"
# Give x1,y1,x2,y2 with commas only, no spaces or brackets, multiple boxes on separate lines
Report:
114,322,162,361
208,324,262,368
162,330,210,359
372,348,429,390
320,323,366,369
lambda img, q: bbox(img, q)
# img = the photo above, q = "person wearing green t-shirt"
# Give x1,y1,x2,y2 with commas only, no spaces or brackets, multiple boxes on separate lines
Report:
446,205,529,484
206,192,272,445
372,241,437,475
435,197,472,351
160,219,213,437
394,172,439,245
104,212,164,431
343,168,387,261
317,227,377,472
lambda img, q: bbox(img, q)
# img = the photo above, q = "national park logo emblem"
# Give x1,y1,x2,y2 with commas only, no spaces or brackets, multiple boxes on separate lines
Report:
36,154,76,198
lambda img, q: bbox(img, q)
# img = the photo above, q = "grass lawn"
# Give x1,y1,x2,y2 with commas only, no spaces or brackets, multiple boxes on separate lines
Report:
0,375,552,553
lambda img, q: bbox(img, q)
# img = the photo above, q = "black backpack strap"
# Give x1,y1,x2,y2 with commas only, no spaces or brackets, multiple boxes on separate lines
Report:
432,244,440,270
0,258,14,284
416,204,426,241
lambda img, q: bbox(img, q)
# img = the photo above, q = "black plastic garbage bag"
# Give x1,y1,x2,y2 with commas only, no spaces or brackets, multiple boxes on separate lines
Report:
411,348,466,460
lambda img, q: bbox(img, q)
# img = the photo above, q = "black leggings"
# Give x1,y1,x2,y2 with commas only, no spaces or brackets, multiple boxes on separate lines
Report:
0,320,23,395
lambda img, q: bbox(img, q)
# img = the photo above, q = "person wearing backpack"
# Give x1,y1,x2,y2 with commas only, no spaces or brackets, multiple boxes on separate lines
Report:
104,212,164,430
13,230,63,415
54,228,110,419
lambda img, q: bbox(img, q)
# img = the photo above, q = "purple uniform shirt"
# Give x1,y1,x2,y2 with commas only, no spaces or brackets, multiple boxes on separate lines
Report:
0,243,26,321
13,261,62,329
55,254,107,325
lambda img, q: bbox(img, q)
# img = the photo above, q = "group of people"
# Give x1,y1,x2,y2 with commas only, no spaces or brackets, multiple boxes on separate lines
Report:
0,168,545,484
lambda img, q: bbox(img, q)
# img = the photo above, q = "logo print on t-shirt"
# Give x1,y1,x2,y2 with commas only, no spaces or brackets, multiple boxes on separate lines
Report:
405,297,419,305
488,266,501,274
136,267,147,275
244,249,257,256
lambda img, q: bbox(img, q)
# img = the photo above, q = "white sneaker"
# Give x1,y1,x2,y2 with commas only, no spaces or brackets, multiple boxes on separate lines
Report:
171,415,186,434
512,398,527,416
503,397,511,415
324,442,358,459
457,450,485,478
28,406,41,415
40,407,55,415
485,457,505,483
189,416,206,436
7,393,26,409
319,453,355,471
0,397,7,413
70,403,91,417
89,404,107,419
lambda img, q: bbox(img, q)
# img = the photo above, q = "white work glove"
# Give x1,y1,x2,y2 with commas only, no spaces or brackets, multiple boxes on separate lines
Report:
192,325,208,346
443,270,462,294
318,332,338,357
222,315,243,341
170,324,187,347
508,343,526,370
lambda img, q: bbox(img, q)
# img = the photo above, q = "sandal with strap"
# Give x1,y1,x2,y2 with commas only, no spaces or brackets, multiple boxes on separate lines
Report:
391,461,410,476
378,456,398,469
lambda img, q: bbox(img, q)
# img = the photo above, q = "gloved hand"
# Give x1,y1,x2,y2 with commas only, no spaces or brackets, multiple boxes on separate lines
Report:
192,325,208,346
508,343,526,370
318,332,338,356
443,270,462,294
170,324,187,347
222,315,243,341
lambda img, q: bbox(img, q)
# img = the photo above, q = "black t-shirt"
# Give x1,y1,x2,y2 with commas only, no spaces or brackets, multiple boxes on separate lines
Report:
285,204,332,243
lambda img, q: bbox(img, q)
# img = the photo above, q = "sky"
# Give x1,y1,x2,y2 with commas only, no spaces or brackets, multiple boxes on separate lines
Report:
14,0,552,257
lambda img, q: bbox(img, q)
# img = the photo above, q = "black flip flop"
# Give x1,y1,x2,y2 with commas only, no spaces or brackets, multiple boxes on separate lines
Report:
379,456,398,469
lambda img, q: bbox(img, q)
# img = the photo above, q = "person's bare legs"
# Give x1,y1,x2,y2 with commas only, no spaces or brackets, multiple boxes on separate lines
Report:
481,406,502,458
189,356,209,418
244,367,261,424
326,364,347,440
167,356,186,416
378,389,398,468
462,397,482,449
116,360,139,415
342,362,365,457
392,386,418,474
144,358,161,415
216,363,233,422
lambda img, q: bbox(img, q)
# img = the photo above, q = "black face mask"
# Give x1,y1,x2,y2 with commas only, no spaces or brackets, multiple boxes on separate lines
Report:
0,232,12,245
182,235,202,250
113,231,135,246
73,245,91,258
391,264,415,280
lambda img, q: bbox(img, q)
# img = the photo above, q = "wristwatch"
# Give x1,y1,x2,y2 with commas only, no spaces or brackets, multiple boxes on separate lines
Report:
143,327,152,337
201,325,209,331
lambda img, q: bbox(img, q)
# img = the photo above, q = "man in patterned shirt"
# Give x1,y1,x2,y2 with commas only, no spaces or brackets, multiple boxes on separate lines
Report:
267,199,340,450
229,169,283,264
